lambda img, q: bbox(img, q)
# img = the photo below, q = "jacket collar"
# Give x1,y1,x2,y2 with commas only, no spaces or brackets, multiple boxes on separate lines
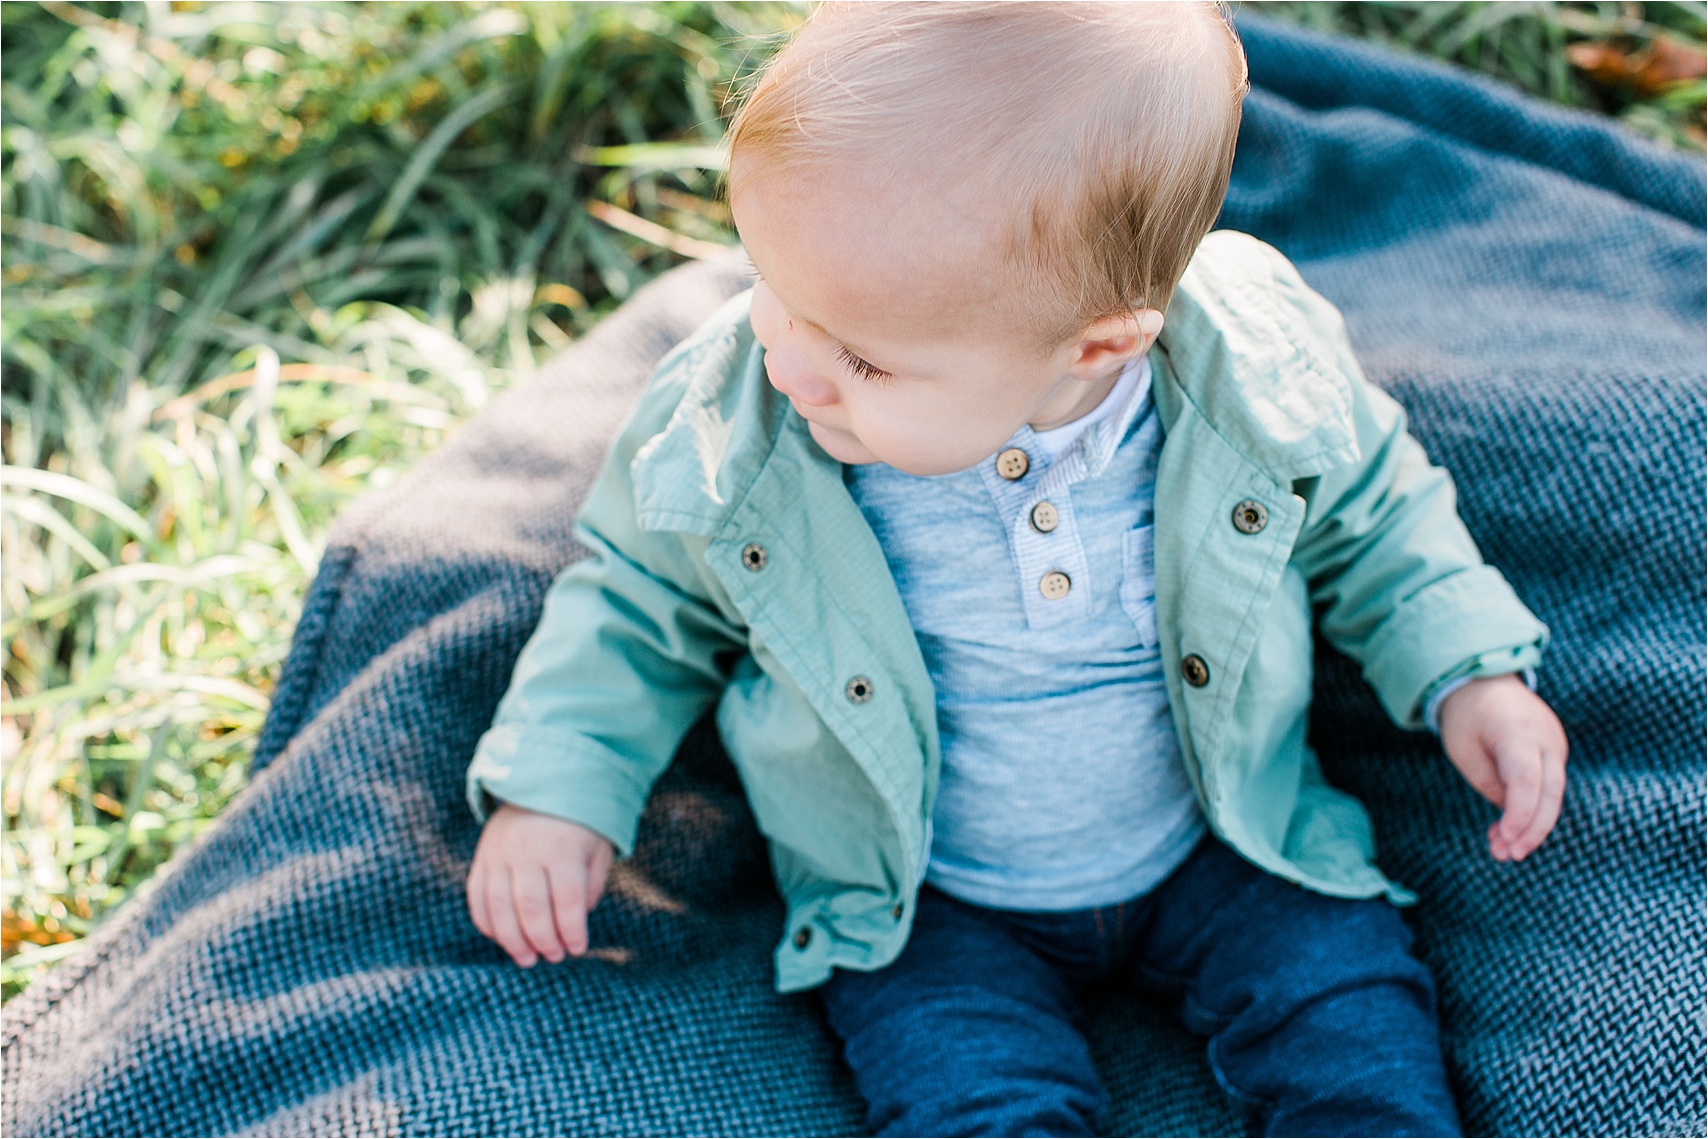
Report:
634,233,1360,528
632,291,794,535
1152,231,1359,481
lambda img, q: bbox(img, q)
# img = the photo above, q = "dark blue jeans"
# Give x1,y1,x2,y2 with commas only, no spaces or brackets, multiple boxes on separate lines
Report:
820,837,1460,1138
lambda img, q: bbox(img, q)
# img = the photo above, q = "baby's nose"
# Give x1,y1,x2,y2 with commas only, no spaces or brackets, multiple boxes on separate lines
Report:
764,354,839,408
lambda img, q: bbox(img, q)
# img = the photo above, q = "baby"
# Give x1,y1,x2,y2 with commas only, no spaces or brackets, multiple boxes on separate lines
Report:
465,4,1569,1135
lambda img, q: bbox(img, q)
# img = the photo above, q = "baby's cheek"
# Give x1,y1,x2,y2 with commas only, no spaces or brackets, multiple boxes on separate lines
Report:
920,409,1023,472
748,281,784,349
868,416,999,476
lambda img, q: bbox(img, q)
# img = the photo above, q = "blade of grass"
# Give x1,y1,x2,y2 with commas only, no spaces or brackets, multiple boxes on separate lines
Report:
366,85,516,244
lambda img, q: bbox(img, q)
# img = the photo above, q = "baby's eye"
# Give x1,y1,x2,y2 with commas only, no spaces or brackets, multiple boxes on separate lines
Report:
835,344,893,385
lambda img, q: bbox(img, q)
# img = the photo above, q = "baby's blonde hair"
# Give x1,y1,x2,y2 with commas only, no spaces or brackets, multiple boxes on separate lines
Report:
728,1,1249,344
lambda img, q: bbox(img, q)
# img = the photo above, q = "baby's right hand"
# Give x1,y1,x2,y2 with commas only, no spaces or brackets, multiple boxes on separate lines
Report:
467,803,614,967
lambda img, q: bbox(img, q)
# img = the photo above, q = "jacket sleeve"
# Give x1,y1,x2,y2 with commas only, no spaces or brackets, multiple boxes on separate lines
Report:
1284,289,1548,731
465,378,745,856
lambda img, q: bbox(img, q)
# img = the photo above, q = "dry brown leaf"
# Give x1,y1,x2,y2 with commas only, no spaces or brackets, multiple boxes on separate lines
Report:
1569,37,1708,98
1637,37,1708,94
1567,41,1642,87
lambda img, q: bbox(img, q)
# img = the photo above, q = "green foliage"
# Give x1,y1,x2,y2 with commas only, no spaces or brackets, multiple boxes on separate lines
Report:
1,0,800,998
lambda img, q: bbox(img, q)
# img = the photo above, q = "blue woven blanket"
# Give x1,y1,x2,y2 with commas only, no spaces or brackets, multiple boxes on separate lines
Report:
5,16,1702,1137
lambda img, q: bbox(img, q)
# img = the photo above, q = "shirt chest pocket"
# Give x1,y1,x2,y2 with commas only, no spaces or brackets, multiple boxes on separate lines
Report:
1118,524,1159,649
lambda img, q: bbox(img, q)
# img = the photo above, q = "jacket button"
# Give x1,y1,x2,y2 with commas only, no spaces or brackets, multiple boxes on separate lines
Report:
1232,500,1268,534
1039,570,1071,600
891,903,904,920
793,926,813,950
1181,654,1211,687
845,676,875,704
740,542,768,571
1029,501,1059,533
996,448,1031,480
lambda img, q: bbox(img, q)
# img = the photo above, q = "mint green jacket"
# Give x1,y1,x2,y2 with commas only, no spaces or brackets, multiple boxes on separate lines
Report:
468,232,1547,994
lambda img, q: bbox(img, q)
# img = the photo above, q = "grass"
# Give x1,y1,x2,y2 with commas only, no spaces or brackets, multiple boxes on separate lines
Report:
2,1,1702,1001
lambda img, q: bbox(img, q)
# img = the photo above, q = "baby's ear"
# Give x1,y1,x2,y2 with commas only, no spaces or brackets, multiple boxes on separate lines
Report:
1068,308,1164,376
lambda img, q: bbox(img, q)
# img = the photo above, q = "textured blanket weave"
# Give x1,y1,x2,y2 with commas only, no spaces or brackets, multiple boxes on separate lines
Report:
4,17,1703,1137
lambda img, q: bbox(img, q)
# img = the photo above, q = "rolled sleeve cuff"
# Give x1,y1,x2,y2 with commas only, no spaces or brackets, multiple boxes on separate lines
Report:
1423,664,1539,735
465,724,652,856
1360,567,1549,731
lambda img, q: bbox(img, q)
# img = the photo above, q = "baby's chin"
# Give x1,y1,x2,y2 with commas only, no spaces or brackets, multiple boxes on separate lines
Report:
804,420,984,476
806,420,884,466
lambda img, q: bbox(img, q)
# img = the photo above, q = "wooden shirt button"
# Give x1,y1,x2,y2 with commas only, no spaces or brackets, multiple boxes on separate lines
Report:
1029,501,1059,533
1039,571,1072,600
996,448,1031,480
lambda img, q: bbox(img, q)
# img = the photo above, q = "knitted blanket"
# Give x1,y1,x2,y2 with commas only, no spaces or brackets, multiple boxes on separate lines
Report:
5,16,1703,1137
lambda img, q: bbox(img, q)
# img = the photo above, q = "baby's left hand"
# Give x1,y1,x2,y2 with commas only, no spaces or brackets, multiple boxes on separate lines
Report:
1436,674,1569,862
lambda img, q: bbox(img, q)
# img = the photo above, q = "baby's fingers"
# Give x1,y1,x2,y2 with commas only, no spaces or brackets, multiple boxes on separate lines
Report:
586,842,614,912
488,870,539,968
549,864,592,957
512,865,568,964
1508,742,1567,861
467,864,494,941
1491,740,1543,861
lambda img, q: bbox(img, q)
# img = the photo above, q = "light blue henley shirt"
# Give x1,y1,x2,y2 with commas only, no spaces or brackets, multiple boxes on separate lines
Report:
845,358,1206,911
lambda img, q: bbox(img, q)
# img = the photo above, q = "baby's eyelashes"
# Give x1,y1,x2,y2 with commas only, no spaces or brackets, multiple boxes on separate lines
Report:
835,344,893,385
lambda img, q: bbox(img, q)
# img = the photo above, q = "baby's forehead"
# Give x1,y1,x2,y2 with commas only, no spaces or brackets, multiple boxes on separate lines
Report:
732,159,1020,322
